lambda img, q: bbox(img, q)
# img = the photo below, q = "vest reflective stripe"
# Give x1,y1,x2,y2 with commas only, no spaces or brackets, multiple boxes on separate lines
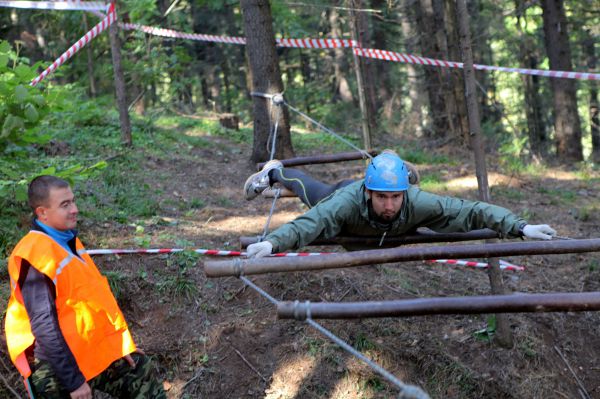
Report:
53,253,74,284
77,248,87,256
4,231,136,380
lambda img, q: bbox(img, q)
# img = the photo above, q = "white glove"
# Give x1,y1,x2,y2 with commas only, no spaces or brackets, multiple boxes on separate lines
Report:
522,224,556,240
246,241,273,258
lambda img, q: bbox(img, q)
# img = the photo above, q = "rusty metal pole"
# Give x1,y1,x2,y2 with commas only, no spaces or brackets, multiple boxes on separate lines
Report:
256,150,378,170
204,238,600,277
277,292,600,320
239,228,500,249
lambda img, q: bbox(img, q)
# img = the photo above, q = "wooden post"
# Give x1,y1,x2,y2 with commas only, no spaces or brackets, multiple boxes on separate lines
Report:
456,0,511,347
108,4,132,146
256,150,377,170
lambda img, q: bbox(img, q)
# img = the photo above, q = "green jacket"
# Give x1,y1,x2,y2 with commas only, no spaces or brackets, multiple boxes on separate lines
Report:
265,180,526,252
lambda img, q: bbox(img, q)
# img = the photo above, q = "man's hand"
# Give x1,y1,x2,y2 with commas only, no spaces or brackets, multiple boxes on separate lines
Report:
70,382,92,399
523,224,556,240
246,241,273,258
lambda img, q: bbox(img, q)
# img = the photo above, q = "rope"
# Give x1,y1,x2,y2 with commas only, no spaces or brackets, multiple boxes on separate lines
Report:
305,317,430,399
239,276,279,306
283,100,373,160
260,188,281,241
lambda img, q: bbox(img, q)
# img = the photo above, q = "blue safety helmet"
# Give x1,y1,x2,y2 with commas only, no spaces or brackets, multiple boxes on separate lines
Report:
364,153,409,191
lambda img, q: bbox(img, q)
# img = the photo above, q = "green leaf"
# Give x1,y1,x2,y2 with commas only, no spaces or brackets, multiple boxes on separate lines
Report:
39,166,56,175
14,85,29,103
0,41,10,53
31,95,46,107
0,54,8,69
14,184,27,202
23,103,39,123
15,65,34,80
1,115,24,138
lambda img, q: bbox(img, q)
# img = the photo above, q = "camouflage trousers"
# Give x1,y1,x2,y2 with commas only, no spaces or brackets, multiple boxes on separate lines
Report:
28,353,166,398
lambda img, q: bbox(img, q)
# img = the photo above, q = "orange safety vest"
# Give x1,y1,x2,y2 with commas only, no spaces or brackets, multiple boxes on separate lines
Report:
4,230,136,380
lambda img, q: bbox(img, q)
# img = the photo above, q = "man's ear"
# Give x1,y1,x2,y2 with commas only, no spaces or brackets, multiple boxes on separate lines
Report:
34,206,46,220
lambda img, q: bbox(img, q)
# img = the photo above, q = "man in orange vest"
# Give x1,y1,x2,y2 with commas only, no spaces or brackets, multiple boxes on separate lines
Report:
4,176,166,398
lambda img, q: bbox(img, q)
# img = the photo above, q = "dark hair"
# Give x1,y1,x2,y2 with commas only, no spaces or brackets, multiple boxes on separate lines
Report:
28,175,70,211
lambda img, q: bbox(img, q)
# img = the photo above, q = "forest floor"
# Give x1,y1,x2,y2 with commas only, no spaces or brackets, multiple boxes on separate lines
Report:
3,122,600,399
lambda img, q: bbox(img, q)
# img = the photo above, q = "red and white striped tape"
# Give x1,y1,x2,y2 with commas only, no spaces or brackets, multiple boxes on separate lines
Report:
121,23,356,49
354,47,600,81
30,3,116,86
426,259,524,271
85,248,330,257
85,247,523,271
0,1,107,10
120,23,247,45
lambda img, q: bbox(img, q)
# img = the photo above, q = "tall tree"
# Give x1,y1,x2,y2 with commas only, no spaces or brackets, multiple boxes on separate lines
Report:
515,1,549,160
583,30,599,163
241,0,294,162
540,0,583,162
456,0,513,349
108,12,132,146
329,7,353,103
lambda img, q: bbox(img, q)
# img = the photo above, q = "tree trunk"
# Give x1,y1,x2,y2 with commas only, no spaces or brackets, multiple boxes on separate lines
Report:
414,0,451,138
541,0,583,162
82,13,97,98
400,0,426,134
515,1,549,160
241,0,294,162
456,0,513,349
108,13,132,146
444,0,469,144
584,32,600,163
348,0,373,150
329,7,353,103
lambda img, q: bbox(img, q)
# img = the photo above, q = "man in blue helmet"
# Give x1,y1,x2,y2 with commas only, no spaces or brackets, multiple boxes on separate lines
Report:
243,151,556,257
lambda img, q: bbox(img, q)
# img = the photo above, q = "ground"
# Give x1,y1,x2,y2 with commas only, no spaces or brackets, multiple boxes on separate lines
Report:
2,132,600,399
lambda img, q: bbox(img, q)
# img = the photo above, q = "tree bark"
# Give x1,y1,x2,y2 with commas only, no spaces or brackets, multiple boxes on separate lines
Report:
401,0,426,135
82,13,97,98
515,1,549,160
456,0,513,349
108,12,132,146
540,0,583,162
348,0,373,149
241,0,294,162
414,0,451,138
329,7,354,103
584,31,600,163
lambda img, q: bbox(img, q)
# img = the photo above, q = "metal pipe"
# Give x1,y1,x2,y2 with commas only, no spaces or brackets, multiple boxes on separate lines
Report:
204,238,600,277
256,150,378,170
277,292,600,320
239,228,500,249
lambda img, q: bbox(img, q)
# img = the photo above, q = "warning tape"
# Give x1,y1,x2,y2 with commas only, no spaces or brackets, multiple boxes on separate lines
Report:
121,23,356,49
86,247,523,271
30,3,115,86
122,22,597,81
426,259,524,271
354,47,600,81
85,248,330,257
0,1,107,10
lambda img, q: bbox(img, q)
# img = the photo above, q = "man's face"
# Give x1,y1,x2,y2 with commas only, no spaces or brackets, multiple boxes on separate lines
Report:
36,186,78,231
367,190,404,222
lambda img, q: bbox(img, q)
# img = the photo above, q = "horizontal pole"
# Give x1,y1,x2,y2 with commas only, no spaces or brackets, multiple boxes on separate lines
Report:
278,292,600,320
256,150,378,170
204,238,600,277
239,228,499,249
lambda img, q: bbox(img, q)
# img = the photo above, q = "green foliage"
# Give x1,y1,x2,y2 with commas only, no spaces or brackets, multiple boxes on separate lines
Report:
0,41,50,151
473,315,496,342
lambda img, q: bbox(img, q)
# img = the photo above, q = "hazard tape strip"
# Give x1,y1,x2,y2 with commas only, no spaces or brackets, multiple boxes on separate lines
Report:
354,47,600,81
86,248,329,257
426,259,524,271
121,23,356,48
86,248,523,271
30,3,115,86
0,1,107,11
